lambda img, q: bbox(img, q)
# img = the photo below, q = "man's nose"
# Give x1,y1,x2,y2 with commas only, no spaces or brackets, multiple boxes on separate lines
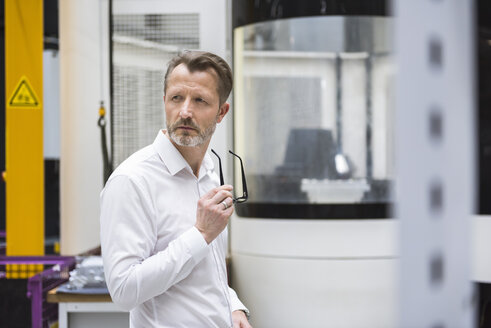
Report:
179,99,193,119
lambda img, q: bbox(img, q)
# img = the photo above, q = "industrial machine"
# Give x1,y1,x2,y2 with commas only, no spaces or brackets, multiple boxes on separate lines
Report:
229,2,396,327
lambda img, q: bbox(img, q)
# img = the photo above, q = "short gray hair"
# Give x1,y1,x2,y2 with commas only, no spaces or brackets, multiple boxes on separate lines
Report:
164,51,233,105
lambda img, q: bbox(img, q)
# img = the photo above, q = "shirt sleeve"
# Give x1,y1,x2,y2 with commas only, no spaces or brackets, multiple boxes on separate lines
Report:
100,175,209,311
228,286,249,315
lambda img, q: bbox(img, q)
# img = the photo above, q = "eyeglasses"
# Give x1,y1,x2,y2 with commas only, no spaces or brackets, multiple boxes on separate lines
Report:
211,149,248,204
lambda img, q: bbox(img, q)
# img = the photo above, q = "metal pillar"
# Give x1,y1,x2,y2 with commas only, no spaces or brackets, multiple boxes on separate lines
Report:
59,0,109,254
5,0,44,256
395,1,476,327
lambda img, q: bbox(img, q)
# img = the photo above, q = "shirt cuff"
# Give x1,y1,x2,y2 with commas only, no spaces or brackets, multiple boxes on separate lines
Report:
229,288,249,314
181,227,209,264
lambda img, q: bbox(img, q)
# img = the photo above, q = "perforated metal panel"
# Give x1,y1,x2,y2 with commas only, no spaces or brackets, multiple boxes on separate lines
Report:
114,14,199,49
112,13,200,166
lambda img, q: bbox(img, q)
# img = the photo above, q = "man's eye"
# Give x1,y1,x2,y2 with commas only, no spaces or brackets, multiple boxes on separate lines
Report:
172,95,181,101
196,98,206,103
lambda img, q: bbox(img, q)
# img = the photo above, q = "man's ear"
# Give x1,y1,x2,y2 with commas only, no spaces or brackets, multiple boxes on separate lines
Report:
216,102,230,123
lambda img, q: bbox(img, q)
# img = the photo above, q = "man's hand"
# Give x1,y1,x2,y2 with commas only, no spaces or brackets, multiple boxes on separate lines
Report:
232,310,252,328
195,185,234,244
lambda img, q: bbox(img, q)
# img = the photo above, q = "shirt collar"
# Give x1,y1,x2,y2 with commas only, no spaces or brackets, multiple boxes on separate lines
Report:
153,130,215,177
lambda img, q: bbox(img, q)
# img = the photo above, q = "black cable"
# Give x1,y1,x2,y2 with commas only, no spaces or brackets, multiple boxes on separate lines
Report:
98,102,113,185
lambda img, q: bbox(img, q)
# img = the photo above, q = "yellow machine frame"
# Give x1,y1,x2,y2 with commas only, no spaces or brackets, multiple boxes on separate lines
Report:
5,0,44,258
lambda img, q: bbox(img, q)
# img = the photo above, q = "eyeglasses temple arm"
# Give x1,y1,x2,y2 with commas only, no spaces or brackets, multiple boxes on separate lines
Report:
211,149,224,186
229,150,248,198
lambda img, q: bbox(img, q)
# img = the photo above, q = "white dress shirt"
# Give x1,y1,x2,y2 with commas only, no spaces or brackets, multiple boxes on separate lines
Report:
100,130,247,328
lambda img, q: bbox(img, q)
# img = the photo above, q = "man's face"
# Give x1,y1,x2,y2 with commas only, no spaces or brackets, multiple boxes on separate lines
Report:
164,64,228,147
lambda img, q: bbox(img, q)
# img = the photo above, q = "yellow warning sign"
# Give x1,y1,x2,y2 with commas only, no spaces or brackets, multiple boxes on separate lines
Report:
8,76,40,108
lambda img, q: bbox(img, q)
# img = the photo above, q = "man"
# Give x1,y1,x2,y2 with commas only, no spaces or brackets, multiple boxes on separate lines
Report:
100,51,251,328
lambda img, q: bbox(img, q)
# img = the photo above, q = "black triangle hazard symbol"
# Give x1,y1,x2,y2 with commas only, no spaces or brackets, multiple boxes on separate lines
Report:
9,77,39,107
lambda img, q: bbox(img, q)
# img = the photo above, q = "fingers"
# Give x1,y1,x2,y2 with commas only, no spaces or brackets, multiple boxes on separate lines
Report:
195,185,235,244
222,200,234,215
201,185,234,208
232,311,252,328
202,184,233,200
220,197,234,210
211,189,234,206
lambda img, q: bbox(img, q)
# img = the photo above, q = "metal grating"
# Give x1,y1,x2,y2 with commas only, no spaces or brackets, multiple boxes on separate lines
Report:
112,13,200,166
113,14,200,49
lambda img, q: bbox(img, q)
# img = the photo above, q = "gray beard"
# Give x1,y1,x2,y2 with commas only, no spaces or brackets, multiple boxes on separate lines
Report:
168,122,216,147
